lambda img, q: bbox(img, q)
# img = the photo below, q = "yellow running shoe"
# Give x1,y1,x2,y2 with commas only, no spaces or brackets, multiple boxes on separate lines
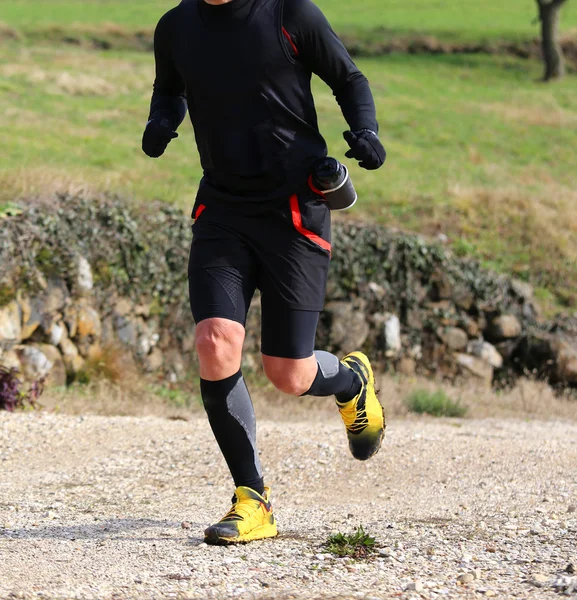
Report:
338,351,386,461
204,486,278,545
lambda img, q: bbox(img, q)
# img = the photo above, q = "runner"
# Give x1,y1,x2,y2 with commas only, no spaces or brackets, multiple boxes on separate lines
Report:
142,0,386,545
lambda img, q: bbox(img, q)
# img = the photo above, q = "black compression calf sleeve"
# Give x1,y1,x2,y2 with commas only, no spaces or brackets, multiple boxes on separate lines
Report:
201,371,264,495
303,351,362,403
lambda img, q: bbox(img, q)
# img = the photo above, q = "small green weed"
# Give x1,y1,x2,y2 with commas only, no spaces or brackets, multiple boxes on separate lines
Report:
405,389,467,418
150,384,199,409
0,202,22,219
326,526,377,559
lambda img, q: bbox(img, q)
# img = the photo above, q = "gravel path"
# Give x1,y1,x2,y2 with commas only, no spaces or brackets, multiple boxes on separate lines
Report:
1,412,576,599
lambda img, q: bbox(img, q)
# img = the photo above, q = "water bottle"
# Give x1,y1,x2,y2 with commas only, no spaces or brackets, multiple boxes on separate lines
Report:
311,157,357,211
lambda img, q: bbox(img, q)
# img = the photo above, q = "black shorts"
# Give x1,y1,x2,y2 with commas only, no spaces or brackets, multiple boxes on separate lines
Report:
188,188,331,359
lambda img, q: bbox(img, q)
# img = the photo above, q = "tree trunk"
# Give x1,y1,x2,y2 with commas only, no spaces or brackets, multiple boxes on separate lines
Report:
537,0,567,81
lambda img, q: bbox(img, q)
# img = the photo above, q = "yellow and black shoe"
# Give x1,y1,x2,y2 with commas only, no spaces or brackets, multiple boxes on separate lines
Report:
204,486,278,545
338,351,386,461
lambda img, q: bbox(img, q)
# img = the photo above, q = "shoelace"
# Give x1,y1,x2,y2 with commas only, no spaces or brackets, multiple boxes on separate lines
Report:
339,398,369,433
339,357,370,433
221,497,263,522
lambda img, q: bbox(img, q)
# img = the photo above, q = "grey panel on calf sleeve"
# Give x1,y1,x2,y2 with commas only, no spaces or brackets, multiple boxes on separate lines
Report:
304,350,361,401
314,350,340,378
226,377,263,478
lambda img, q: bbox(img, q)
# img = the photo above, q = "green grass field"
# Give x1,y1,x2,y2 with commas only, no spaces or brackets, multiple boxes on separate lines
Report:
1,1,577,309
1,0,577,42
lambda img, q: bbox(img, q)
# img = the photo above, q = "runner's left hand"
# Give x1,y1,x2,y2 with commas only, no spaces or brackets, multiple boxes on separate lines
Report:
142,119,179,158
343,129,386,170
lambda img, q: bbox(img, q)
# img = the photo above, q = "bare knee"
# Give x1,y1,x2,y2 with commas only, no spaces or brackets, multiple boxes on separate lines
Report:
196,318,245,380
262,355,317,396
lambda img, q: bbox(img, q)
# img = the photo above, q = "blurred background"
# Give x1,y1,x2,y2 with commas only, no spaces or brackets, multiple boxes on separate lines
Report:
1,0,576,414
1,0,576,308
2,6,577,597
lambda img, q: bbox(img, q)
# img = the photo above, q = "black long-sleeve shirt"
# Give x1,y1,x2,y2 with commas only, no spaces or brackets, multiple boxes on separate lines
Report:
149,0,378,206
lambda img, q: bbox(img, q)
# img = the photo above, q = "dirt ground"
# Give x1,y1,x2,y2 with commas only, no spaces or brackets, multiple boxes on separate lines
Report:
1,405,576,600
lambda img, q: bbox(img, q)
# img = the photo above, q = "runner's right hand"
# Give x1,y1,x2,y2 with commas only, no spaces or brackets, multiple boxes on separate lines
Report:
142,119,178,158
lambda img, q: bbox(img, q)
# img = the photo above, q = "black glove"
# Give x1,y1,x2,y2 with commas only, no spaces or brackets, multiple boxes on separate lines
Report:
142,118,178,158
343,129,386,170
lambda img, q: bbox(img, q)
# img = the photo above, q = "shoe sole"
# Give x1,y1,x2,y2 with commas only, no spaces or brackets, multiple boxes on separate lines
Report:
204,523,278,546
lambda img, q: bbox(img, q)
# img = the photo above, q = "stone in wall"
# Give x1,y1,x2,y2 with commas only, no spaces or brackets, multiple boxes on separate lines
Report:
114,314,138,348
60,337,85,375
429,270,453,301
63,304,79,338
27,344,67,388
19,296,40,340
384,314,401,357
74,302,102,358
553,339,577,385
488,315,523,341
74,256,93,296
17,345,53,382
114,298,133,318
0,301,21,344
439,327,468,352
321,300,369,352
48,322,65,347
467,340,503,369
42,279,69,315
0,349,20,371
144,348,164,373
2,196,577,393
456,353,494,387
396,357,417,376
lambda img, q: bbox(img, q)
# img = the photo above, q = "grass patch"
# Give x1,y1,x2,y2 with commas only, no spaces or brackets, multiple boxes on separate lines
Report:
39,378,200,418
1,0,576,45
1,47,577,306
405,389,468,418
149,383,200,409
1,11,577,310
326,526,377,559
0,201,22,219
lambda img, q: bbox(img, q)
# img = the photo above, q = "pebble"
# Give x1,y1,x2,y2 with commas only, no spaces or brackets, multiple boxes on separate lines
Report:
567,505,576,513
553,575,577,594
2,413,576,600
406,581,424,592
529,573,549,587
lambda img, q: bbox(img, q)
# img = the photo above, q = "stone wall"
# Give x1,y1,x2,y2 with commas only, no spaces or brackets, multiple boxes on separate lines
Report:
0,194,576,392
